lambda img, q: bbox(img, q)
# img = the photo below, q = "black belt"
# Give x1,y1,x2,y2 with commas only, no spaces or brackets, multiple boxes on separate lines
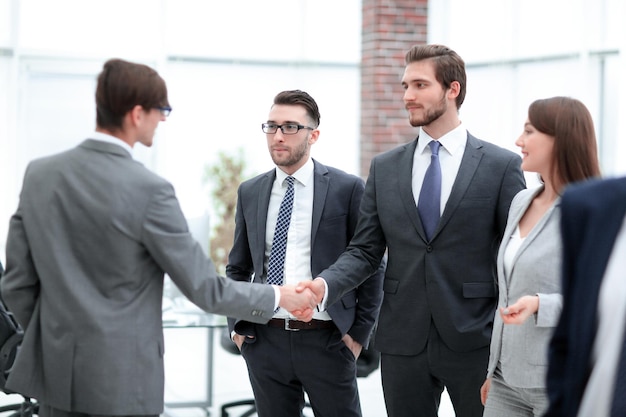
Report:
268,318,335,331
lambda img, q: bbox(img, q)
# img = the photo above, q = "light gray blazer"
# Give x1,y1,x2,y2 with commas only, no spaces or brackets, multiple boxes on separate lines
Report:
486,185,563,388
1,139,276,415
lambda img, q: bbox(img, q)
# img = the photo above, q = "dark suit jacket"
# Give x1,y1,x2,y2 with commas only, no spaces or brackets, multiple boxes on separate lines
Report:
320,133,525,354
545,177,626,417
0,139,277,415
226,159,384,347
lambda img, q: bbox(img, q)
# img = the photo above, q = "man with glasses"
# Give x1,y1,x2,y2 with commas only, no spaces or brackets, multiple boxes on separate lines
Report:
1,60,320,417
226,90,384,417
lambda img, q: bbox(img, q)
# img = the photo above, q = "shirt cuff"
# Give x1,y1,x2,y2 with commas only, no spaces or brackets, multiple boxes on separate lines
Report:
272,285,281,311
318,278,329,311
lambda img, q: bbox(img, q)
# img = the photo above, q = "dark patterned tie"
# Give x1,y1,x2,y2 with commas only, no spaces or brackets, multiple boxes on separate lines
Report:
266,176,295,286
611,329,626,416
418,141,442,240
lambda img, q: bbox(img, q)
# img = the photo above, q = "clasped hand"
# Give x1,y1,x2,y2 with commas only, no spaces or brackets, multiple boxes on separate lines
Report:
278,279,325,321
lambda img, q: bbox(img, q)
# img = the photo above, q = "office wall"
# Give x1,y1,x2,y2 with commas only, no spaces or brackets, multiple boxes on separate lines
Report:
0,0,362,259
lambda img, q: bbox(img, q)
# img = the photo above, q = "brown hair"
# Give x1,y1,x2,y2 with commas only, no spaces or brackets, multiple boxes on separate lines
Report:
405,44,467,109
95,58,169,130
273,90,321,127
528,96,601,189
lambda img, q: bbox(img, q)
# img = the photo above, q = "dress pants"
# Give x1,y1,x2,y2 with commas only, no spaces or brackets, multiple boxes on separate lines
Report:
483,367,549,417
241,323,361,417
380,322,488,417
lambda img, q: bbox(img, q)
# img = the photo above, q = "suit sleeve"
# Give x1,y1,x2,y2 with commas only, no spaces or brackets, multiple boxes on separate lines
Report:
225,185,257,333
321,159,388,307
496,153,526,235
1,205,40,330
141,181,276,323
545,190,583,417
336,176,383,347
226,185,255,284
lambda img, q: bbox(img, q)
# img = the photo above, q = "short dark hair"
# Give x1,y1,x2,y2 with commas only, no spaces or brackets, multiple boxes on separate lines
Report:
405,44,467,109
272,90,321,127
528,96,601,188
95,58,169,130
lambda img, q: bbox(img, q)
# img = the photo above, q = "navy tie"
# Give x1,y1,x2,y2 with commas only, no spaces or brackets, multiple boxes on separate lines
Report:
418,141,442,241
611,330,626,416
267,176,295,286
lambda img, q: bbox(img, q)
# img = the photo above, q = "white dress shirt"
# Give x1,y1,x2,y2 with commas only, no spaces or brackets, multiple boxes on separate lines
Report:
266,158,331,320
578,217,626,417
412,123,467,213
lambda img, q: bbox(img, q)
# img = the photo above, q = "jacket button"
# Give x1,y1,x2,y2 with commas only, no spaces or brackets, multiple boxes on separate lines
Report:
426,246,433,252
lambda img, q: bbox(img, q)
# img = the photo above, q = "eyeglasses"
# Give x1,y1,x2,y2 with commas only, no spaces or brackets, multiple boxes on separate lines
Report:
261,123,314,135
156,106,172,117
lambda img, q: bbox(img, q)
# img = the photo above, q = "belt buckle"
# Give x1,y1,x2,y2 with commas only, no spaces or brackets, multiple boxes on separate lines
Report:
284,318,300,331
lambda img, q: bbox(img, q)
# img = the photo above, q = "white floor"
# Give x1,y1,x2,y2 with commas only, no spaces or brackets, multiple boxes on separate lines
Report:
162,326,456,417
0,326,456,417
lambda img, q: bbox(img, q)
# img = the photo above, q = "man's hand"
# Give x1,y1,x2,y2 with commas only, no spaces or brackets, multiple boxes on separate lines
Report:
296,277,326,301
500,295,539,325
342,334,363,359
278,285,318,321
232,333,248,351
480,378,491,405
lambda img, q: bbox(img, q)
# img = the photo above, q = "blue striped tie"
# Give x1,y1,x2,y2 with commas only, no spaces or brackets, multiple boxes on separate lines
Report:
418,141,442,240
267,176,295,286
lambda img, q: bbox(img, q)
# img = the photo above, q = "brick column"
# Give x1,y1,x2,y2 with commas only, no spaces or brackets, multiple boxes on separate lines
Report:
360,0,428,176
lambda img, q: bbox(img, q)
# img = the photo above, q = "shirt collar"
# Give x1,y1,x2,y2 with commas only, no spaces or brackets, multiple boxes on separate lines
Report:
90,131,134,156
417,122,466,155
275,158,314,187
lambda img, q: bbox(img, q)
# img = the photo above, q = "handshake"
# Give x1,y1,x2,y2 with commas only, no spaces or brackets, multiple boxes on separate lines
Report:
277,278,327,321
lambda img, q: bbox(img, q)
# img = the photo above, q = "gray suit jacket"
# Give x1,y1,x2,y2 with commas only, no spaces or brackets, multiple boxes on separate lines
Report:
320,133,525,354
1,139,276,415
487,186,563,388
226,159,384,347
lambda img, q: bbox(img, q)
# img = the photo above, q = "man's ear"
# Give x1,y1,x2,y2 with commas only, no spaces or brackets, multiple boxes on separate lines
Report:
308,129,320,145
128,105,144,127
448,81,461,100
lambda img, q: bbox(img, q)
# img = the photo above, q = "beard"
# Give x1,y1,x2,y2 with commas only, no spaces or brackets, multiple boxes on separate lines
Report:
271,137,309,169
409,93,447,127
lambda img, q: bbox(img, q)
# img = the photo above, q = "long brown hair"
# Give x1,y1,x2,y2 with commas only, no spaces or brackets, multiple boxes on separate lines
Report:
527,96,601,189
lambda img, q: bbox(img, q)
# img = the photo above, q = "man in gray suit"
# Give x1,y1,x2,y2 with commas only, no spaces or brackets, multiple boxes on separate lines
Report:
1,58,319,417
300,44,525,416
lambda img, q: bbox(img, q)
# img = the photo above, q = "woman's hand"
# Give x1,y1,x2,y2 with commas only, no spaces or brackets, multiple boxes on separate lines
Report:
500,295,539,324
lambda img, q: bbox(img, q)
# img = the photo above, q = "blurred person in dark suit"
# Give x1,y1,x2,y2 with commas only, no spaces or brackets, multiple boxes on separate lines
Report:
545,176,626,417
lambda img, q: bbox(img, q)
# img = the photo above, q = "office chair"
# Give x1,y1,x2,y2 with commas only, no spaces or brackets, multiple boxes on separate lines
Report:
0,263,39,417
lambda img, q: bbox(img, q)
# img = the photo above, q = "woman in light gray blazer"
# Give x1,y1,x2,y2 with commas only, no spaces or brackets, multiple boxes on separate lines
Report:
480,97,601,417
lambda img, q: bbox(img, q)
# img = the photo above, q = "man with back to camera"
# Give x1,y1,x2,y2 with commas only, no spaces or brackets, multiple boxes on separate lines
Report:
226,90,384,417
1,58,320,417
299,44,526,416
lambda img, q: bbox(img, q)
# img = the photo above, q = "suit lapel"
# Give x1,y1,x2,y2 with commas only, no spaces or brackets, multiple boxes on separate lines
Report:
311,160,329,246
501,186,560,284
437,134,482,236
398,139,428,241
255,170,275,266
